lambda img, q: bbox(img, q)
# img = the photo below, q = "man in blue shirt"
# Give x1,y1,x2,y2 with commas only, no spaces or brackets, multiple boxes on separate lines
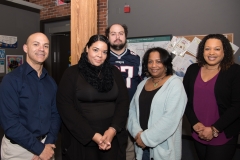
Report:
0,32,61,160
106,24,142,160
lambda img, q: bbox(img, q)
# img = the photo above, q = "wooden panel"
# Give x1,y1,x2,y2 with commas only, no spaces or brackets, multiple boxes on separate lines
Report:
71,0,97,65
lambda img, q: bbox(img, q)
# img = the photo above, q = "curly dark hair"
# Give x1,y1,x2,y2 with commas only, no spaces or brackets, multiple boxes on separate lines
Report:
142,47,173,77
196,34,234,70
78,35,113,92
105,23,128,38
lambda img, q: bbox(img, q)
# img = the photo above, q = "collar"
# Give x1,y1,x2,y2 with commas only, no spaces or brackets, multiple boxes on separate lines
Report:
23,62,48,78
110,48,128,59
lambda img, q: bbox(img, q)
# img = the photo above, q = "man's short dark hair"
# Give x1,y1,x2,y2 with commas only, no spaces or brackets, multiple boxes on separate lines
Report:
105,24,128,38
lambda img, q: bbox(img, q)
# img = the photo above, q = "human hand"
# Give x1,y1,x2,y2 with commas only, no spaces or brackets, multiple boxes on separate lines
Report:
39,144,55,160
193,122,205,133
32,155,40,160
135,131,143,140
92,133,103,144
100,127,116,150
92,133,108,150
135,132,146,149
198,126,213,141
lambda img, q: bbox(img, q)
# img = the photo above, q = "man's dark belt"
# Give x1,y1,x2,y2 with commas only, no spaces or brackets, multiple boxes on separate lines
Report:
5,135,47,144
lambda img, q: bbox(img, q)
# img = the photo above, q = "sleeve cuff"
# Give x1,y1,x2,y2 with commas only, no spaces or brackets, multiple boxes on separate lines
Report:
32,140,45,156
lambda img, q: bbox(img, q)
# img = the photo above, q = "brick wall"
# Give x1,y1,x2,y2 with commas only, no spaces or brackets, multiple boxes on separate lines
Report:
27,0,70,20
98,0,108,35
26,0,108,34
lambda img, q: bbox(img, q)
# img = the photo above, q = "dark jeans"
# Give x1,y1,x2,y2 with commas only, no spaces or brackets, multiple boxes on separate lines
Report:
194,136,238,160
142,148,150,160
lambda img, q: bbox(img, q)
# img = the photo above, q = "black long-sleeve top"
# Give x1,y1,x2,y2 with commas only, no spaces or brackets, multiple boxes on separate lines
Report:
57,65,129,145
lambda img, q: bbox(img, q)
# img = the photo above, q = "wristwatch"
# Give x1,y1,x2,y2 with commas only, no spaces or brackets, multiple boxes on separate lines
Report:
211,126,219,138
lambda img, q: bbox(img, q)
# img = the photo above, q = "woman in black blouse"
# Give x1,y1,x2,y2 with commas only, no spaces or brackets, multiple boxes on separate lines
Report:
57,35,129,160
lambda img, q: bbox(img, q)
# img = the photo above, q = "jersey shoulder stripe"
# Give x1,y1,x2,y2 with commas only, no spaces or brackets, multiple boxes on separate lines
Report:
130,50,137,56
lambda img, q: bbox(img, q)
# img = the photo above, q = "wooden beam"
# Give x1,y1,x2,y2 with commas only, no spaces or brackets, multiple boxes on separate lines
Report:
71,0,97,65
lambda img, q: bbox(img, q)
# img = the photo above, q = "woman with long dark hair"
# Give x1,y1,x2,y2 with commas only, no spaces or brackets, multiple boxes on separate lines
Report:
57,35,129,160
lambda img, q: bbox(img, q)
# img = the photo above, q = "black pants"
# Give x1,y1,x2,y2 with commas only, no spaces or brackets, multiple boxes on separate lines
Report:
193,136,238,160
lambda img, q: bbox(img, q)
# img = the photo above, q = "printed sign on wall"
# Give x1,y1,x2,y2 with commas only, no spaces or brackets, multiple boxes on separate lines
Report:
0,35,17,48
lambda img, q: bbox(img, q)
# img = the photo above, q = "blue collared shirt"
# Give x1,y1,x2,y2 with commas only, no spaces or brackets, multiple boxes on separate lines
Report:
0,62,61,155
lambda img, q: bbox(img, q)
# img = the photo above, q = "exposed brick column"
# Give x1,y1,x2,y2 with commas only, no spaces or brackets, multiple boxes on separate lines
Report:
97,0,108,35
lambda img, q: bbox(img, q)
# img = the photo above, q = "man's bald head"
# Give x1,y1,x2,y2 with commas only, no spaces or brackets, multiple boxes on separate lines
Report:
25,32,49,45
23,32,50,66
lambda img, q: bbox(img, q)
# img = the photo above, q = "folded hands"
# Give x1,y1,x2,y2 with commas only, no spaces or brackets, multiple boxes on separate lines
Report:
92,127,116,150
193,122,214,141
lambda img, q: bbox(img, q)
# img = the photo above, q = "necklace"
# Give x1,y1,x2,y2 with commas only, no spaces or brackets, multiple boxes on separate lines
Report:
152,75,166,88
206,68,219,70
205,66,219,70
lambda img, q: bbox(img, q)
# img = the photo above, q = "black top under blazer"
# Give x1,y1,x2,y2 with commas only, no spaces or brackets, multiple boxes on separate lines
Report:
183,63,240,138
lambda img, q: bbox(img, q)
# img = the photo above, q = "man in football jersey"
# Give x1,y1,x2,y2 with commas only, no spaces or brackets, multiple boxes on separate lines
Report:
105,23,141,160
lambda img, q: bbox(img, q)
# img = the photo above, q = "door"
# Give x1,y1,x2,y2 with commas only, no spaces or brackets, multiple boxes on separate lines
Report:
51,32,70,85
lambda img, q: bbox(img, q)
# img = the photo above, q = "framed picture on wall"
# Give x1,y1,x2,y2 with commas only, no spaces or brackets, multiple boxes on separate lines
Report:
6,55,24,74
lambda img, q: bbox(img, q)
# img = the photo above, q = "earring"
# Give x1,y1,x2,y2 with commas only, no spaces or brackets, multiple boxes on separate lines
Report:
165,67,167,73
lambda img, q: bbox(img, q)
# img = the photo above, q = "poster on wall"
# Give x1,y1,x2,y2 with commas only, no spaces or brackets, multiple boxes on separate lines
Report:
0,35,18,49
0,59,4,73
6,55,23,73
127,35,172,61
0,49,5,58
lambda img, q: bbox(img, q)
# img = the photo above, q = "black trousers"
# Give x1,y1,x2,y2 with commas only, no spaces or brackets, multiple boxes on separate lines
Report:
193,136,238,160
